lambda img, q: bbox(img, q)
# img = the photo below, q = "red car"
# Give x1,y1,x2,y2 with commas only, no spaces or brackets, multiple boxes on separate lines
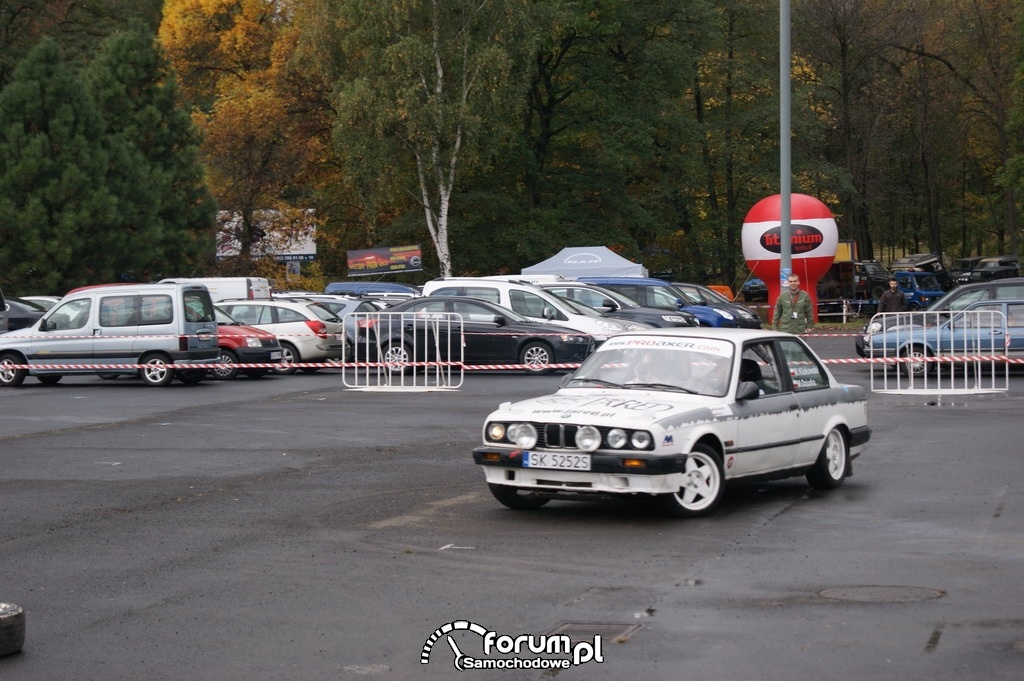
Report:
213,306,283,379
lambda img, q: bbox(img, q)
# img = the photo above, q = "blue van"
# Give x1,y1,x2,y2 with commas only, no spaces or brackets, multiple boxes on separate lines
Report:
578,277,741,327
324,281,419,297
894,271,945,310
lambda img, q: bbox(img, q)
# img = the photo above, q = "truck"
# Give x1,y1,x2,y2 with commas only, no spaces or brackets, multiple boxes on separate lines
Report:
817,242,893,300
889,252,952,290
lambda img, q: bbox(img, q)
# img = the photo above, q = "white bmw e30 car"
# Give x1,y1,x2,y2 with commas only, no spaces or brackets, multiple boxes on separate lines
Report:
473,328,870,517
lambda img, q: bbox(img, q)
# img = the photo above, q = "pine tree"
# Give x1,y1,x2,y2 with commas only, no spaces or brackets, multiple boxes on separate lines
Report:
0,37,118,293
84,23,217,281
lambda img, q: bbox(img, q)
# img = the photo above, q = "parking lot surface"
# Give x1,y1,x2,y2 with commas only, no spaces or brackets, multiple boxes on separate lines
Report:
1,335,1022,680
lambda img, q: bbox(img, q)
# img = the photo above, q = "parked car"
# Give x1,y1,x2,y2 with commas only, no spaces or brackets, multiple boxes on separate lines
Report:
211,306,283,379
275,295,386,355
949,256,987,282
576,276,740,327
324,281,420,298
855,277,1024,357
158,276,271,302
740,278,767,301
538,282,698,328
860,300,1024,377
893,271,945,310
951,256,1020,286
17,295,61,310
671,282,763,328
5,298,47,331
217,299,348,374
853,260,894,301
889,252,952,290
0,283,219,387
422,277,649,341
472,328,870,516
357,296,594,375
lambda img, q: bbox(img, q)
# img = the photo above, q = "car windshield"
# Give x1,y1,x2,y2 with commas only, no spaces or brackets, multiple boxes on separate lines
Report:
556,295,604,317
566,336,735,397
306,302,343,322
214,306,239,324
914,274,942,290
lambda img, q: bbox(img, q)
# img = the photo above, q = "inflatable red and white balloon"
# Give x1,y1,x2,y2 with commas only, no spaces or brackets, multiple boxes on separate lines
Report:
741,194,838,322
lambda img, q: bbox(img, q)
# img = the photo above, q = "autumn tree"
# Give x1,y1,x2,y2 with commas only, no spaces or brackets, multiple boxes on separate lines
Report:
160,0,313,277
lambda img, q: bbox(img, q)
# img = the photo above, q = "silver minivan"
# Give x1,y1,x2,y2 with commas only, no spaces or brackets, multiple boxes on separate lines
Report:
0,283,219,387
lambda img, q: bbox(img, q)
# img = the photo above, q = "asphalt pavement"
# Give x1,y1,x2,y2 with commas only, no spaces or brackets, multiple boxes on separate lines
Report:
1,333,1022,681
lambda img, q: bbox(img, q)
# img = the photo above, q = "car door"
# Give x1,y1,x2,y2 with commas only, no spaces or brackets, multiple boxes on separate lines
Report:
448,300,510,363
25,297,95,370
777,338,835,467
729,341,801,475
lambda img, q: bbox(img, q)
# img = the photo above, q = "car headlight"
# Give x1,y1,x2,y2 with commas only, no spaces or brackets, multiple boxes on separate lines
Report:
621,322,649,331
596,320,625,332
631,431,653,449
716,310,735,320
575,425,602,452
245,337,262,347
607,428,628,449
486,422,506,441
661,315,688,323
506,423,538,449
560,333,590,343
867,321,882,333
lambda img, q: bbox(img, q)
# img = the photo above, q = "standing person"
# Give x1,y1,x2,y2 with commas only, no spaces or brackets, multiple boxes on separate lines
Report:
878,277,908,312
772,275,814,334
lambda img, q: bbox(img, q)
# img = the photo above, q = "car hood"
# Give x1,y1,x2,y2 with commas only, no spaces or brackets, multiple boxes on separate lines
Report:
490,388,725,429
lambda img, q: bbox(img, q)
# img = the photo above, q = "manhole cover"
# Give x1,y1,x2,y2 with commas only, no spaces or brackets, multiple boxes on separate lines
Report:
544,622,641,643
819,585,945,603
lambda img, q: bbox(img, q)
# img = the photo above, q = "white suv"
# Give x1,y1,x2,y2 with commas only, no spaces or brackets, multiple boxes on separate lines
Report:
421,278,649,341
218,299,348,373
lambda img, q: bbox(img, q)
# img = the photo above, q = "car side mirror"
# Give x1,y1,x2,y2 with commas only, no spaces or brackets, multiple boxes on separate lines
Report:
601,301,617,310
736,381,761,401
492,315,507,327
542,306,557,320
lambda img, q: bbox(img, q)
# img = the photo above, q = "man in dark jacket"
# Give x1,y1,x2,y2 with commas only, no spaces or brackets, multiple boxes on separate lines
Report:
878,277,908,312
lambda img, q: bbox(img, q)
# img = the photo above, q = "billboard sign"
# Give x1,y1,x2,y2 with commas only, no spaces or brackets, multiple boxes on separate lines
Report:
347,245,423,276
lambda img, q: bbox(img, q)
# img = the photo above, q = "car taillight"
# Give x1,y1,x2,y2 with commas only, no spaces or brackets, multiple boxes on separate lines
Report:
305,319,328,339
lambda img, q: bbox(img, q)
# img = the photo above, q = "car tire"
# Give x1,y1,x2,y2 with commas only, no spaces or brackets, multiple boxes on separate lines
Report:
138,353,175,387
275,343,299,375
657,443,724,517
36,375,63,385
900,344,930,378
487,483,550,510
806,427,849,490
0,353,28,387
520,341,555,375
0,602,25,656
212,348,240,380
177,370,206,385
381,341,413,375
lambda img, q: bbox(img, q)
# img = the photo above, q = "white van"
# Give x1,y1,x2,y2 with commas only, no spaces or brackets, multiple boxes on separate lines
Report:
421,277,650,341
159,277,271,302
0,283,220,387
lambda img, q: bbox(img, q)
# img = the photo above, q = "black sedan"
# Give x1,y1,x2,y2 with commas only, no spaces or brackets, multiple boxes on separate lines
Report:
355,296,595,374
540,282,699,328
5,298,47,331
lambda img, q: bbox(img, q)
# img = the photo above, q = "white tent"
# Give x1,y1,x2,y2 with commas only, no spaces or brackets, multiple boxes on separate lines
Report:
521,246,647,278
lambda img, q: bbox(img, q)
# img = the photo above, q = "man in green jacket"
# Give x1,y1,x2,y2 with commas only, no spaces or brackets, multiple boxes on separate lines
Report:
773,274,813,334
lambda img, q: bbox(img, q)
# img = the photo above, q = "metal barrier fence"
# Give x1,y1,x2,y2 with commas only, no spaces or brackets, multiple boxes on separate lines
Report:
864,310,1010,395
343,311,465,390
